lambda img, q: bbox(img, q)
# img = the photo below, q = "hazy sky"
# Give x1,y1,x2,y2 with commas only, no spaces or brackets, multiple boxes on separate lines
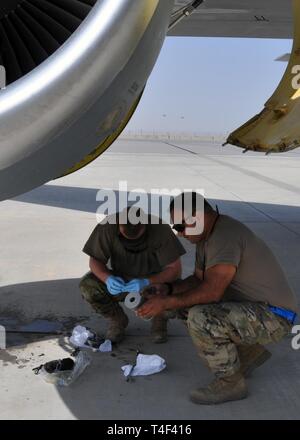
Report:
126,36,292,135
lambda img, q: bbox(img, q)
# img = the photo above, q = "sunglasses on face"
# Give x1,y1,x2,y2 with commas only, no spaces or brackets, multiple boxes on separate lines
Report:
172,216,195,233
172,224,186,233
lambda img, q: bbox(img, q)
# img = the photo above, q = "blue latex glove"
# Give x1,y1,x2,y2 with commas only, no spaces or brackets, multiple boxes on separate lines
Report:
106,276,125,296
123,278,150,293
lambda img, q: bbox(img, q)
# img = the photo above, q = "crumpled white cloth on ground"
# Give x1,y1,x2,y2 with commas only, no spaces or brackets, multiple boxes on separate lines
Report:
99,339,112,353
69,325,112,352
122,354,166,377
69,325,93,348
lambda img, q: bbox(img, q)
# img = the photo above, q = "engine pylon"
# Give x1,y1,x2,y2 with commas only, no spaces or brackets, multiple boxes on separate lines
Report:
227,0,300,154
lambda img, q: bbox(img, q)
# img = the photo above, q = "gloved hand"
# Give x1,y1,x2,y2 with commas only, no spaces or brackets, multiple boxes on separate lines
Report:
123,278,150,293
106,276,126,296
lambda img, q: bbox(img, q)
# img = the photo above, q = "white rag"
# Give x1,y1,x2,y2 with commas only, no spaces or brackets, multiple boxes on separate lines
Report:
69,325,93,348
70,326,112,352
99,339,112,353
122,354,166,377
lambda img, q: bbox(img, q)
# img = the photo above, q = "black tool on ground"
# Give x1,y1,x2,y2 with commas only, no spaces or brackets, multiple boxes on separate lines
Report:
71,348,81,357
32,349,91,386
126,349,141,383
33,358,75,375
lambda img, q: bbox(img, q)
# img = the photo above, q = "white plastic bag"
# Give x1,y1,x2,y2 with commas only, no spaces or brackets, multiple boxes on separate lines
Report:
69,325,94,348
122,354,166,378
99,339,112,353
69,325,110,351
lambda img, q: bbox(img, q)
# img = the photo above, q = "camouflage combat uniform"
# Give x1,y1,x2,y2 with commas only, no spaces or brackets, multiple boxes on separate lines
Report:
80,217,185,319
80,271,128,318
187,214,298,378
186,301,292,378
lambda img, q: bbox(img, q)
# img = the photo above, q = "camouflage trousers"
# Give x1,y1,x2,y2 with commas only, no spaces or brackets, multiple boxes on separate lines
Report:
79,272,292,378
186,301,292,378
79,272,128,318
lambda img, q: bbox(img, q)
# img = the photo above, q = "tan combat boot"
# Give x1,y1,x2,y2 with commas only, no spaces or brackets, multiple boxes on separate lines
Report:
150,315,168,343
190,372,248,405
106,307,129,344
238,344,272,377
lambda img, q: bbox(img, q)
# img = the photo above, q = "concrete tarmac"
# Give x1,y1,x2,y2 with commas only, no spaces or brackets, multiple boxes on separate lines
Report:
0,139,300,420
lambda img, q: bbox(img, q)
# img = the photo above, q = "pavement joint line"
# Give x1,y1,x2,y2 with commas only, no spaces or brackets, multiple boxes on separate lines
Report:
164,141,300,195
164,141,300,239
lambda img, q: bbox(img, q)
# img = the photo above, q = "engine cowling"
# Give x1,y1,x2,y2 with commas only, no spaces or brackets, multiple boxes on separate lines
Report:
0,0,174,200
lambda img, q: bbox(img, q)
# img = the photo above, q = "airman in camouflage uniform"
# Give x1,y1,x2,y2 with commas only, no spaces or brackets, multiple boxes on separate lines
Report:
80,210,185,343
137,193,298,404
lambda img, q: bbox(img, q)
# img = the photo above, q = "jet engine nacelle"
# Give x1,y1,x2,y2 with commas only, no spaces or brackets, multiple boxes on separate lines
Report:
0,0,174,201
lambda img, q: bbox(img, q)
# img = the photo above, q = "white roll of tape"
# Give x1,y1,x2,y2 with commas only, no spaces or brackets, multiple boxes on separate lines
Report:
124,292,143,310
